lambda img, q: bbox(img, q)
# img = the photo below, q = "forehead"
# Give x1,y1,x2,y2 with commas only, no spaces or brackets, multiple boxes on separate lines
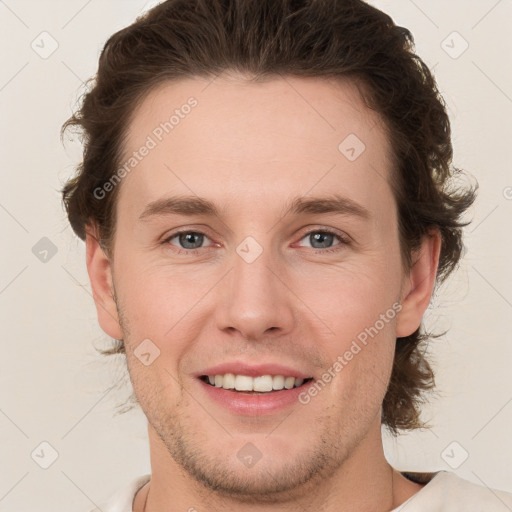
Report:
117,74,395,220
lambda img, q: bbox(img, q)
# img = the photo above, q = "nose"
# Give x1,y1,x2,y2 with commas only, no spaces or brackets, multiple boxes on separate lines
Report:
214,239,295,341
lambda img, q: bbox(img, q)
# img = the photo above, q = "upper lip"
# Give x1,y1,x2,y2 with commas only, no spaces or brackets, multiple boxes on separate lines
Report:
194,361,313,379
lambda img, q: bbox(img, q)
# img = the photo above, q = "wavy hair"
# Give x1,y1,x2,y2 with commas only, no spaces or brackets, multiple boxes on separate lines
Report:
61,0,476,434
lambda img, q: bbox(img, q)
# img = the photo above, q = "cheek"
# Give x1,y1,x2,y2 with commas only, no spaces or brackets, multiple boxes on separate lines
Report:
113,257,220,398
293,254,401,401
114,255,209,338
294,258,401,342
321,317,397,424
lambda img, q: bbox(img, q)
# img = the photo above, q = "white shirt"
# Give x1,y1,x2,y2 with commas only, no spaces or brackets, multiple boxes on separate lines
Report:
90,470,512,512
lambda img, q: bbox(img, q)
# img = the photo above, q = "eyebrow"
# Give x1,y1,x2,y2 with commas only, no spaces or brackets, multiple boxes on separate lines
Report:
138,194,371,222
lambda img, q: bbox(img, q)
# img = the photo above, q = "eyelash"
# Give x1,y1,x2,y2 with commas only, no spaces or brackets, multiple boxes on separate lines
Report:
162,228,350,256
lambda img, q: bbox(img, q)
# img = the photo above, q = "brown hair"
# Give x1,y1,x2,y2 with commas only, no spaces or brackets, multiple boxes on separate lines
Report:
61,0,476,434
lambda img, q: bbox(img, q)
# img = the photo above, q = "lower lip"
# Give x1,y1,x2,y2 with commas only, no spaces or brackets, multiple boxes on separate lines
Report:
197,378,313,416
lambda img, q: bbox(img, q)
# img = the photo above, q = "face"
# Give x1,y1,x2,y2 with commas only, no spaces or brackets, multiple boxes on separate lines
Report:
88,74,435,500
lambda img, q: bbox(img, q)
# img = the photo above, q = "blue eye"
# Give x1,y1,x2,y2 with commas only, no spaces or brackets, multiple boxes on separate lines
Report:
164,231,212,254
297,229,349,253
162,228,349,256
173,232,206,249
302,231,338,249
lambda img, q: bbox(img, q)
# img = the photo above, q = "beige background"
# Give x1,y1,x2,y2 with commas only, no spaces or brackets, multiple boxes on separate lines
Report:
1,0,511,510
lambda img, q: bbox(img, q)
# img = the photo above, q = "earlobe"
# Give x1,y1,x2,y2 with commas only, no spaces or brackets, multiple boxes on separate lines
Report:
396,229,441,338
85,225,123,340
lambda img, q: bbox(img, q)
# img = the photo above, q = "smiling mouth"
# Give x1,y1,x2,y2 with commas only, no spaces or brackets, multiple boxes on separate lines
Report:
199,374,314,394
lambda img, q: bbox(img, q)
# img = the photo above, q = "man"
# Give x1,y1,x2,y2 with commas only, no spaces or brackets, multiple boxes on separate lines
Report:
61,0,511,510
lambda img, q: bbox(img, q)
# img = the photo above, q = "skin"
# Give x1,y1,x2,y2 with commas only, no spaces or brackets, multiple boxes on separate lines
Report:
86,73,441,511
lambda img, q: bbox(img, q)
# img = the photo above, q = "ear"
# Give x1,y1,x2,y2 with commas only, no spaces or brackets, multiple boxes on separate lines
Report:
85,224,123,340
396,228,442,338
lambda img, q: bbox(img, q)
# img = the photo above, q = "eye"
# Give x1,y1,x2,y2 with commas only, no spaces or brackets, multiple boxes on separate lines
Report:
162,228,350,256
163,230,213,254
297,229,349,253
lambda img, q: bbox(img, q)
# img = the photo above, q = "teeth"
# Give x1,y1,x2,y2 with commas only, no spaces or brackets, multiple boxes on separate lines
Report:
203,374,309,392
222,373,235,389
284,376,295,389
253,375,273,392
272,375,285,390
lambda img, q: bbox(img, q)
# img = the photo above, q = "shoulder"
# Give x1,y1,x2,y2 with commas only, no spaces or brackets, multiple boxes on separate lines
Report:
395,470,512,511
87,474,151,512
